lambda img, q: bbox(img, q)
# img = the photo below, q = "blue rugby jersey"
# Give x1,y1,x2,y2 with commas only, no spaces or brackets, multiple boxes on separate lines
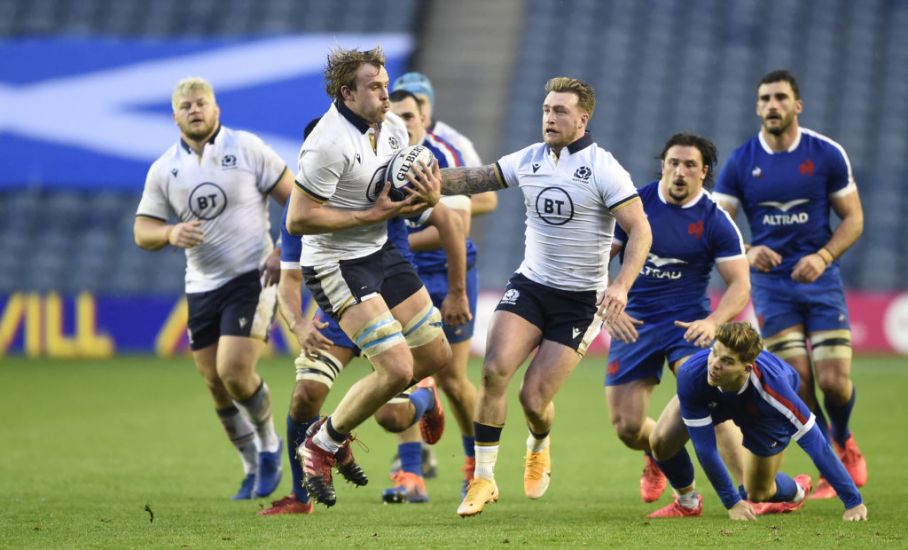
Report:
614,181,744,319
408,131,477,274
714,128,856,275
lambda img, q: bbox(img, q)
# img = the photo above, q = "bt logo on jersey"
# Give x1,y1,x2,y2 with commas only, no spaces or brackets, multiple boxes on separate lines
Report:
189,182,228,220
535,186,574,226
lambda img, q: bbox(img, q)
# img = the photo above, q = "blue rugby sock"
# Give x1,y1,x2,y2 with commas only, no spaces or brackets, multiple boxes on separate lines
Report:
408,387,435,426
287,415,317,502
399,441,423,476
825,387,856,447
769,472,798,502
462,435,476,458
654,448,695,490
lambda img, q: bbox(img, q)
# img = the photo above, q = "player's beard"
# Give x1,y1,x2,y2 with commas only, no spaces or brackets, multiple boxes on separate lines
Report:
763,111,794,136
668,179,690,203
181,118,217,141
367,102,390,125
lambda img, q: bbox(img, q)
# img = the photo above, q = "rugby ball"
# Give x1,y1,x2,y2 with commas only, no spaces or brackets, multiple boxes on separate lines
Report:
382,144,436,201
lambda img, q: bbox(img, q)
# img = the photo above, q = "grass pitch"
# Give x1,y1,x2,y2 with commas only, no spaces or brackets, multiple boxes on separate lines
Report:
1,354,905,548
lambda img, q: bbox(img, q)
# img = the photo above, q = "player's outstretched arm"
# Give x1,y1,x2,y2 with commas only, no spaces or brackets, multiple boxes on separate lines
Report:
438,164,506,195
676,258,750,347
687,423,748,517
796,423,864,512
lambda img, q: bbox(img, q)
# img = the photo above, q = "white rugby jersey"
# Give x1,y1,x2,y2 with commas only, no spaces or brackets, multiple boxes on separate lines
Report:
137,126,286,293
295,101,409,265
432,119,482,167
496,133,638,292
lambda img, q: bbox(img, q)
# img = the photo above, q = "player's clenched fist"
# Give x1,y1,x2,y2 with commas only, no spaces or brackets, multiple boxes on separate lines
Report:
168,220,204,248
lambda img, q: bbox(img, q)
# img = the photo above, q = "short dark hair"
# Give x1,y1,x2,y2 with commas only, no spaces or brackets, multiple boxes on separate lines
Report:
716,322,763,365
759,69,800,100
658,133,719,185
389,89,421,105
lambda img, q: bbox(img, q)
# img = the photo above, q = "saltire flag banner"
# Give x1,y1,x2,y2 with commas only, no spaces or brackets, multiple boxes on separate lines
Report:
0,34,412,189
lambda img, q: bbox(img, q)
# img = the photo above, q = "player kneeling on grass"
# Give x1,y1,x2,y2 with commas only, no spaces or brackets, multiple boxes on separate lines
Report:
648,322,866,521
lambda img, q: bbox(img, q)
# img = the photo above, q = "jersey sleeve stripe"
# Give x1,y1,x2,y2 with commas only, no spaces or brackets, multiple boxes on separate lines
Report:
791,414,816,442
829,181,857,198
750,365,812,429
493,162,509,189
280,261,301,271
802,128,856,187
295,180,330,203
715,253,747,263
707,190,746,252
265,166,288,195
712,192,740,209
135,213,167,223
683,416,713,427
608,193,640,212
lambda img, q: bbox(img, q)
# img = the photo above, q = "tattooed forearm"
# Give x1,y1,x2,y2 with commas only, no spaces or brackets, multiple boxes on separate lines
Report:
439,165,505,195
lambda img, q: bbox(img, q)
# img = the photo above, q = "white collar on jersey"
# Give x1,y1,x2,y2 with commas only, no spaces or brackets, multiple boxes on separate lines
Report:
758,127,802,154
657,182,705,209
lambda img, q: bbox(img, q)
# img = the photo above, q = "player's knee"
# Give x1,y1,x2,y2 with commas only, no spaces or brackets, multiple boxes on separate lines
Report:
815,368,850,399
289,380,329,421
402,303,444,350
374,402,412,433
611,414,646,447
481,356,514,393
518,387,548,419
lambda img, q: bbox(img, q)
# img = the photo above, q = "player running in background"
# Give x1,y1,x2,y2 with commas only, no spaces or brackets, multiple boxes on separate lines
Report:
388,90,481,500
410,76,653,517
603,134,750,513
392,71,498,216
713,70,866,499
668,322,867,521
285,47,454,507
134,77,293,500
